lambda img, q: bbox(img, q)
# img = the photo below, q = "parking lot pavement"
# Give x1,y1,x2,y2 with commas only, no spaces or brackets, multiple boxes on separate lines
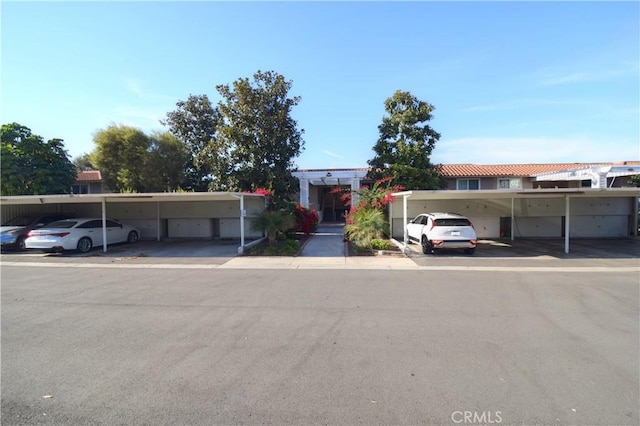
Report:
0,239,242,265
1,265,638,425
404,237,640,260
2,237,638,270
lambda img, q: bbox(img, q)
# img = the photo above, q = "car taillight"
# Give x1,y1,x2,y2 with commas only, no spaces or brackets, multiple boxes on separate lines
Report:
29,232,70,238
470,240,477,245
432,240,443,245
430,221,436,231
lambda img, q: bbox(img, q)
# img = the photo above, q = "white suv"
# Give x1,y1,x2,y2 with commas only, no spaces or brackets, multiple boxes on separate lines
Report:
406,212,477,255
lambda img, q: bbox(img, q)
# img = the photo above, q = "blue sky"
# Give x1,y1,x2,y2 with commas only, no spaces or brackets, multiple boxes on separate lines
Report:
2,1,639,169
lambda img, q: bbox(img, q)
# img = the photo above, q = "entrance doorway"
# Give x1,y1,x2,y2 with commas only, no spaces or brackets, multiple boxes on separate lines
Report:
320,187,349,223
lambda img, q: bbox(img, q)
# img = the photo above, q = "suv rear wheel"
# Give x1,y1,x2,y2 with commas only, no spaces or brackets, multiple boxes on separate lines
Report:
421,236,433,254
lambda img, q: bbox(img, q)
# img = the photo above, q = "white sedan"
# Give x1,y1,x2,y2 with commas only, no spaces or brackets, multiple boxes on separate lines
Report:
25,218,140,253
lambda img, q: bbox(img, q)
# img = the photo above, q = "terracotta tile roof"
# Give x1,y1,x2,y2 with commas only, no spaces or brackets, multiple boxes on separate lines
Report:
440,162,640,178
76,170,102,182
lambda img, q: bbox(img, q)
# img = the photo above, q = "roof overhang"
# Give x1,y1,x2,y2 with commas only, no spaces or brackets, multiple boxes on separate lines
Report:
392,188,640,201
534,165,640,182
292,169,368,186
0,192,265,206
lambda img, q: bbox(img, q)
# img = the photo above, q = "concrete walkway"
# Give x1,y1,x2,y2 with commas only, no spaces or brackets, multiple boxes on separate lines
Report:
300,223,346,257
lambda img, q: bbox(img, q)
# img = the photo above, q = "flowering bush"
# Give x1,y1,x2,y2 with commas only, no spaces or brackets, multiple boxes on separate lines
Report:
339,177,404,249
252,188,272,196
244,187,273,205
333,177,404,211
293,203,319,235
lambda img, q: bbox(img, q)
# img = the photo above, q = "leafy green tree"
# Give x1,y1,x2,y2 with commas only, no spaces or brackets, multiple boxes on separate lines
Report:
92,124,149,192
142,132,189,192
1,122,76,195
73,153,96,171
367,90,445,190
162,94,224,191
216,70,305,200
92,124,188,193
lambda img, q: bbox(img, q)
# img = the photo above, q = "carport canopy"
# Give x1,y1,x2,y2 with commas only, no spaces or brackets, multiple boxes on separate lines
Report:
0,192,266,253
391,188,640,254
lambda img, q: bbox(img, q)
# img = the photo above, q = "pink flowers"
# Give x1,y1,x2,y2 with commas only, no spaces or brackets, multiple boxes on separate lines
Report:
336,177,404,211
294,203,319,235
244,187,272,196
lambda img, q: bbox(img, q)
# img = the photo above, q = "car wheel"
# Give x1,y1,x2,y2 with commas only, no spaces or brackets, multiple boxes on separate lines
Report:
16,236,27,251
421,236,433,254
77,237,93,253
127,231,139,244
464,248,475,255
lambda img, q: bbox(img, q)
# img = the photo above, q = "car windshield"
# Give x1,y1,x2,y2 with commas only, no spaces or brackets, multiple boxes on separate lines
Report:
2,217,35,227
434,218,471,227
44,221,78,229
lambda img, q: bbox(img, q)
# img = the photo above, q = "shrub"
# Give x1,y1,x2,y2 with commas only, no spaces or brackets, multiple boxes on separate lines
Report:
251,209,295,244
247,238,300,256
283,202,319,235
344,208,386,249
295,204,319,235
370,239,392,250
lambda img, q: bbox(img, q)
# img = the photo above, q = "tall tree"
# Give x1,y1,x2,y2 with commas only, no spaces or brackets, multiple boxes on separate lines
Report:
367,90,445,190
1,122,77,195
73,153,96,171
92,124,187,193
92,124,150,192
162,94,223,191
142,132,189,192
216,70,305,200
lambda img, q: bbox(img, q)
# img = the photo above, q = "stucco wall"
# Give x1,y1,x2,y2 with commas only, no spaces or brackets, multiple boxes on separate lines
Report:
1,198,266,240
390,196,634,239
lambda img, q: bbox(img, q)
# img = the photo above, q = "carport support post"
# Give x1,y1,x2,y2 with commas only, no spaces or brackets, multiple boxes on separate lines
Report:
403,194,408,249
101,198,107,253
633,196,639,237
156,202,161,241
511,197,515,242
388,201,393,240
564,195,570,254
239,194,245,254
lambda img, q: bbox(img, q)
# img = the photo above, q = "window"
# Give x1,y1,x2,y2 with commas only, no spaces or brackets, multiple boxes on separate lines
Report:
457,179,480,190
411,215,427,225
434,218,472,227
72,184,89,194
498,178,522,190
78,220,103,229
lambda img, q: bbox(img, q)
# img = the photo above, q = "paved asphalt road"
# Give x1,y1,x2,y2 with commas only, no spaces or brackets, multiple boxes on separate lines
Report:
1,262,638,425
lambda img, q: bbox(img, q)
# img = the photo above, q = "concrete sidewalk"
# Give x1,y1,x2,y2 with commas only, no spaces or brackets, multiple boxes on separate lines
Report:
220,222,417,269
299,223,346,257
